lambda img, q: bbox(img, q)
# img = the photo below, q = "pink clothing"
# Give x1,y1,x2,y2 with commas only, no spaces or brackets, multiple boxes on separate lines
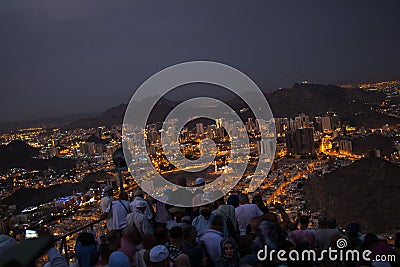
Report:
288,229,317,249
118,236,137,267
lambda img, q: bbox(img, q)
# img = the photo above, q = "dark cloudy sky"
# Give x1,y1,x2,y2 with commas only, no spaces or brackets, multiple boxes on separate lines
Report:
1,0,399,122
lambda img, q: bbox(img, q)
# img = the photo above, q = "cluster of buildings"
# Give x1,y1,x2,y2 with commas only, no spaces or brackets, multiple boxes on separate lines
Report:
0,81,399,247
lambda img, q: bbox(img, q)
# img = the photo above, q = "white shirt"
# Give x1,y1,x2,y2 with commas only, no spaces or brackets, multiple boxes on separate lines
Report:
192,214,214,237
126,209,154,238
106,199,131,230
100,196,114,231
130,197,154,221
235,203,263,236
155,196,172,224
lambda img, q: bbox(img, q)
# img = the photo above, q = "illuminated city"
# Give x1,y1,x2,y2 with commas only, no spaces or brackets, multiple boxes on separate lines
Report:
1,1,400,266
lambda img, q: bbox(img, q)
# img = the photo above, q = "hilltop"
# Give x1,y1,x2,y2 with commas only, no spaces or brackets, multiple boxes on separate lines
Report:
304,157,400,233
0,140,75,171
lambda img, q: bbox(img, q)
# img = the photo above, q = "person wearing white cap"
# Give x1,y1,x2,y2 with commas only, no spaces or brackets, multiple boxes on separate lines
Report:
130,189,154,221
108,251,130,267
100,185,114,231
149,245,170,267
126,199,154,240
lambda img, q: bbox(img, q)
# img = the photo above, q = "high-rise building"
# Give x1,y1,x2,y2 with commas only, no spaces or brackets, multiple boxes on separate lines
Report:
286,128,315,156
196,123,204,136
215,118,223,129
257,139,274,156
275,118,284,135
97,126,105,138
339,140,352,152
294,114,310,129
321,116,332,133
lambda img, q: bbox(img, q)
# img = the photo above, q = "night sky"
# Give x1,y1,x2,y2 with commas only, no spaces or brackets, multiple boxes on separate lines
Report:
1,1,399,122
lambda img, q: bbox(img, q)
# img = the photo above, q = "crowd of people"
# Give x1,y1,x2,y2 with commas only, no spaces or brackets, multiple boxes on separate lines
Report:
1,177,400,267
90,177,400,267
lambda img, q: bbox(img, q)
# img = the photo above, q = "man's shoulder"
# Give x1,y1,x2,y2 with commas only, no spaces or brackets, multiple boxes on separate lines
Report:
202,229,223,238
101,196,112,203
235,205,243,212
192,215,202,224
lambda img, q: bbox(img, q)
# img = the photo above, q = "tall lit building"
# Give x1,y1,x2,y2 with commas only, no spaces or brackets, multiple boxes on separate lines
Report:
321,116,332,133
339,140,352,152
294,114,310,129
257,139,274,156
196,123,204,136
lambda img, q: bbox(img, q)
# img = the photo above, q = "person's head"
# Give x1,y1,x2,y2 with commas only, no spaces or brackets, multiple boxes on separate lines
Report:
239,193,249,205
103,185,113,196
362,233,379,249
119,192,128,201
346,223,361,238
214,196,225,207
76,232,96,246
122,224,141,244
200,204,212,219
136,200,147,213
148,245,170,267
108,251,130,267
195,177,205,187
107,230,121,252
168,206,186,222
183,225,197,244
169,226,183,245
327,218,337,229
252,194,263,206
288,221,298,232
99,232,107,244
135,190,144,199
178,177,187,187
211,215,224,232
188,247,208,267
299,215,310,229
154,226,169,246
220,237,238,260
318,216,328,229
181,216,192,225
227,194,239,208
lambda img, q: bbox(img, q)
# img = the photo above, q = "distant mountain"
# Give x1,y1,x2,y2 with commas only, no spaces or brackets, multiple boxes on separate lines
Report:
0,140,75,171
0,112,99,132
351,134,399,157
65,97,177,129
304,157,400,233
0,140,39,158
64,83,400,130
65,103,128,130
264,83,398,128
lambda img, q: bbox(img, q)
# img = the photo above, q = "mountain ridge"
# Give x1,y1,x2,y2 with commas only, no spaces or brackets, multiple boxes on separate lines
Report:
64,83,399,129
